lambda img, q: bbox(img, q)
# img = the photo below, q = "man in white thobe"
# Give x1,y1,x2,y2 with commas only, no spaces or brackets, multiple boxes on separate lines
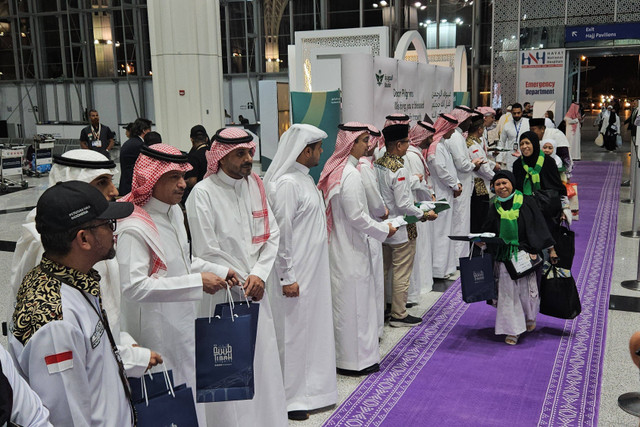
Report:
426,114,460,279
359,128,388,338
498,103,529,170
9,149,156,378
116,144,234,426
406,121,436,302
263,124,337,421
446,106,484,260
185,128,288,427
318,122,395,375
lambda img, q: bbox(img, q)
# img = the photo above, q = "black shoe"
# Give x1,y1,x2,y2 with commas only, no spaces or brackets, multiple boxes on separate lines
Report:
406,302,418,308
389,314,423,328
337,363,380,377
288,411,309,421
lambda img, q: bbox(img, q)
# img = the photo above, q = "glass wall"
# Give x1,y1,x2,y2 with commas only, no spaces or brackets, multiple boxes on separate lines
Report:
0,0,151,81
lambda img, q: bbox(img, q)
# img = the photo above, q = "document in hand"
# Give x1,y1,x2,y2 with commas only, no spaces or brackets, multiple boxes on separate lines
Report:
385,216,408,227
431,199,450,214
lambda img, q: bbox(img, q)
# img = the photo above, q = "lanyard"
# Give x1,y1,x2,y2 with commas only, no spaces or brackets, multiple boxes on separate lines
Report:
512,120,523,151
41,266,137,426
91,123,101,141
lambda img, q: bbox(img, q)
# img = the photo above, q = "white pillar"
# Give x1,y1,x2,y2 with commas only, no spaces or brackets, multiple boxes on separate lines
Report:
147,0,225,151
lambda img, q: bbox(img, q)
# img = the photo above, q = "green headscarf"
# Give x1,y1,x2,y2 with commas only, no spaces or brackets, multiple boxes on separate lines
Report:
494,190,524,261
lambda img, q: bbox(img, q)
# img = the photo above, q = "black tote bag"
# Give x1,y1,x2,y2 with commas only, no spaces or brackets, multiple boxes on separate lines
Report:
539,266,581,319
555,222,575,269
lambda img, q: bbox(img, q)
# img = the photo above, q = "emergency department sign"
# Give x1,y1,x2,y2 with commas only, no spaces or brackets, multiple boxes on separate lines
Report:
517,48,566,117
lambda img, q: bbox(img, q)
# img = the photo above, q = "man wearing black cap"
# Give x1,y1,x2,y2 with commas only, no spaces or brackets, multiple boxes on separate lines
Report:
8,181,136,426
183,124,211,204
375,124,437,327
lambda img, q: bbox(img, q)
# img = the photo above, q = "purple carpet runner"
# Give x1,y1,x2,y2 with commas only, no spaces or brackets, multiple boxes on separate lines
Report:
324,161,621,427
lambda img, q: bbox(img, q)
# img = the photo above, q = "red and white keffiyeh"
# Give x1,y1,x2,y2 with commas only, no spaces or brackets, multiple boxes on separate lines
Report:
118,144,192,276
477,106,496,117
372,113,411,149
408,121,435,174
426,114,459,161
317,122,376,233
565,103,581,132
205,127,271,245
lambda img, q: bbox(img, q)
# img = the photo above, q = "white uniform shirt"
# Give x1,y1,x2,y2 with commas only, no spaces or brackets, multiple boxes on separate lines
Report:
358,157,388,219
374,153,424,244
10,209,150,378
0,345,52,426
9,260,132,426
498,118,529,169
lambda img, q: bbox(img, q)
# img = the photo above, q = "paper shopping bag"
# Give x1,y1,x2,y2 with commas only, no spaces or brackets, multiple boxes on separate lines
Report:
134,384,198,427
195,301,259,402
460,252,497,303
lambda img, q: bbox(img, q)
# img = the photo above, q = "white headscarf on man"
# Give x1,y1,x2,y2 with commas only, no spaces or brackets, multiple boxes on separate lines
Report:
263,124,327,203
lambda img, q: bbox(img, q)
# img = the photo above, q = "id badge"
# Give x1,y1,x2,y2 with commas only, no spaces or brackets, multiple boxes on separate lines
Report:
92,140,102,148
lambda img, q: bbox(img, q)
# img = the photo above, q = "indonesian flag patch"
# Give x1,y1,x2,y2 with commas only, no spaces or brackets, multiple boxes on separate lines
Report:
45,351,73,374
398,177,405,181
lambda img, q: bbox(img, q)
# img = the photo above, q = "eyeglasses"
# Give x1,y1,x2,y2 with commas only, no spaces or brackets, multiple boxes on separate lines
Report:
85,219,117,232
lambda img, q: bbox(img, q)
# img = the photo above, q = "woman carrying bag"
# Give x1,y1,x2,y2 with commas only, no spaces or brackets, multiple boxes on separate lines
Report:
513,131,567,240
482,171,556,345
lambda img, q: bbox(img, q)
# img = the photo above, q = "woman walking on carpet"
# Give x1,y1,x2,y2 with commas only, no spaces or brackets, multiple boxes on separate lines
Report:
482,171,556,345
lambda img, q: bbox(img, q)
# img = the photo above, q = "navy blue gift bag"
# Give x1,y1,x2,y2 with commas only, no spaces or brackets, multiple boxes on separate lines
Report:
195,290,259,403
134,384,198,427
460,248,497,303
128,369,175,403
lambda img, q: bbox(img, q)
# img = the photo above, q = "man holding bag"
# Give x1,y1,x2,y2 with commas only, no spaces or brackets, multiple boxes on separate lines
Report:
116,144,236,426
185,128,288,426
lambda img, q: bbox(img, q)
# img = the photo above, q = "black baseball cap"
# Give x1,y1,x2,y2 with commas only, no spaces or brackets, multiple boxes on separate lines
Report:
36,181,134,234
190,124,208,139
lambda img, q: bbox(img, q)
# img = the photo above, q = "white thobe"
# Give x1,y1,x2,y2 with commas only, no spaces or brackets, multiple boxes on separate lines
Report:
10,208,150,378
498,118,529,170
267,163,337,412
185,171,288,427
403,147,435,301
117,197,228,425
0,345,52,426
358,157,387,338
9,275,132,426
564,118,581,160
328,156,389,370
446,129,475,260
427,143,459,278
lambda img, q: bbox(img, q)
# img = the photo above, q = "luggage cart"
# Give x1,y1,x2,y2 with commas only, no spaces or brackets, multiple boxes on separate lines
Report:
24,134,54,177
0,145,28,193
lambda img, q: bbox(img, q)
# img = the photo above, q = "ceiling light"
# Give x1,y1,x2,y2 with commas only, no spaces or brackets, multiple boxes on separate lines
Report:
414,2,421,7
94,39,99,44
373,3,378,7
441,19,447,23
426,19,432,24
455,17,461,23
420,5,426,9
380,0,388,6
106,40,112,45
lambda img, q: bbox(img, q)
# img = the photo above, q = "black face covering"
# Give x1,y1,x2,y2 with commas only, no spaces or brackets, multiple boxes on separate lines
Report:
519,131,540,167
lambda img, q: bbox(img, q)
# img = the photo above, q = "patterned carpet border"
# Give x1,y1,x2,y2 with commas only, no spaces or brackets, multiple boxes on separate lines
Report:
537,161,621,426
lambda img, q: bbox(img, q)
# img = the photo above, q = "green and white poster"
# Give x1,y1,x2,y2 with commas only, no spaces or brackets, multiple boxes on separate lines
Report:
290,90,341,182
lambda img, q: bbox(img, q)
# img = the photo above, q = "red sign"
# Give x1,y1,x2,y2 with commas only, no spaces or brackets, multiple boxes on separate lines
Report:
179,90,185,96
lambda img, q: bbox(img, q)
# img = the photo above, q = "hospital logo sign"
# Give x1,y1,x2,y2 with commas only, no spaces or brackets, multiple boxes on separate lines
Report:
521,49,564,69
375,70,393,87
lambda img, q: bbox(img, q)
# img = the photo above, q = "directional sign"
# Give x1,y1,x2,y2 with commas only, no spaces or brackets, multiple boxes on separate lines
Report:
566,22,640,42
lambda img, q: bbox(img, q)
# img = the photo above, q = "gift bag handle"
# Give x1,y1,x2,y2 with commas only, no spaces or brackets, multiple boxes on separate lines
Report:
140,363,175,406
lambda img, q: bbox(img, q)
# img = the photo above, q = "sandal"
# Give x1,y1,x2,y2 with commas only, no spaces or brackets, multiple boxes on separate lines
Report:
526,320,536,332
505,335,519,345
